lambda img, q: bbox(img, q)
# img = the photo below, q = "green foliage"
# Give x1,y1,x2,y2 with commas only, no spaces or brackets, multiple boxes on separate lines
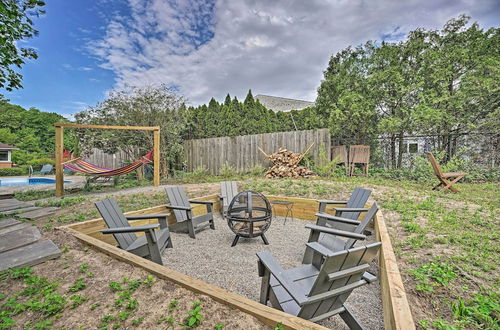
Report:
451,293,499,328
274,322,284,330
0,167,26,176
143,274,155,287
214,324,224,330
0,0,45,90
68,278,86,292
75,85,188,176
411,260,458,292
69,294,88,309
183,301,203,328
316,15,499,168
35,196,86,208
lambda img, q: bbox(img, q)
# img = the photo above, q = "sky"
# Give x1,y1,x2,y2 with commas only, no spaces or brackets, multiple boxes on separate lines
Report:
3,0,499,118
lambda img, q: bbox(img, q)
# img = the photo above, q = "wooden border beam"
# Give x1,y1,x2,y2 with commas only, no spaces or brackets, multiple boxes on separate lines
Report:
54,123,160,131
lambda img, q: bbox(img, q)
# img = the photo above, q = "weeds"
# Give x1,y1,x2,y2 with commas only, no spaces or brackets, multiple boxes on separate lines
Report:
183,301,203,328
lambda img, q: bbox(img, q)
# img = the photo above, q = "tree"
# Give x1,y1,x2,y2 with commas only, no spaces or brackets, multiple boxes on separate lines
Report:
74,85,189,176
0,0,45,91
316,44,378,146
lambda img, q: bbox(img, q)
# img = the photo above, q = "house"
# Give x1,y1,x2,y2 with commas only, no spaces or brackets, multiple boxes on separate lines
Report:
0,143,18,168
255,94,315,112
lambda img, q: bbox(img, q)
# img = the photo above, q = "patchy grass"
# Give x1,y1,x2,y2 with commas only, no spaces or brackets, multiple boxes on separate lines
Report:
6,175,498,328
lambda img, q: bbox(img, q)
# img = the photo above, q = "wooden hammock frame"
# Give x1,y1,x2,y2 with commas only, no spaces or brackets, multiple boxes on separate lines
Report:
54,123,160,197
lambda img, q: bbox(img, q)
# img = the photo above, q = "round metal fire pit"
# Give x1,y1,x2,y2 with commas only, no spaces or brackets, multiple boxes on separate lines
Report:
225,191,272,247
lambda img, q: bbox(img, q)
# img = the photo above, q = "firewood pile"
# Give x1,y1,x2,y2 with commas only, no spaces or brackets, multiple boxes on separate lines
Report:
259,145,316,178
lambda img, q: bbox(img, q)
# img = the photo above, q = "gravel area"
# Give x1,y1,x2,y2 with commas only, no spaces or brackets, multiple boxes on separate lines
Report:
162,214,384,329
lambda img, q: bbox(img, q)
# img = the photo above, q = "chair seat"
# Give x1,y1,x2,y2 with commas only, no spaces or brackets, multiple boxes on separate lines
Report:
442,172,466,178
318,235,346,252
126,228,171,257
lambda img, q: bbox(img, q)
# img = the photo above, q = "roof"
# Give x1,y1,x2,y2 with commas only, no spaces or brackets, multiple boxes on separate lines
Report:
0,143,18,150
255,94,315,113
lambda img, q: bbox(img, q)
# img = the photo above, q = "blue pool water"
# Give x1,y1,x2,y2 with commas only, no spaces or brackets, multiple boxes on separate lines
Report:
0,177,72,187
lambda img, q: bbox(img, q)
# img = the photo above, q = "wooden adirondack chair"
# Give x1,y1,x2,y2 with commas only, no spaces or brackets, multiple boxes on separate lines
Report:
425,152,467,192
257,242,381,327
96,198,173,265
165,186,215,239
303,188,372,263
219,181,239,215
303,203,378,264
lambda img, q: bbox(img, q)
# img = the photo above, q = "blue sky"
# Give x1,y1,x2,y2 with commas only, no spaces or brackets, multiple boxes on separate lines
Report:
3,0,499,119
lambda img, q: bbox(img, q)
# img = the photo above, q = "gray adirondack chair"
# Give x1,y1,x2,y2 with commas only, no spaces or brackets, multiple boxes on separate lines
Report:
165,186,215,239
96,198,173,265
219,181,239,214
303,203,379,264
257,242,381,327
317,187,372,220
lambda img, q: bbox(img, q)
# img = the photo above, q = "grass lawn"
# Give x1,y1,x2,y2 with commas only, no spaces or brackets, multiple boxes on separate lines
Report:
2,176,499,329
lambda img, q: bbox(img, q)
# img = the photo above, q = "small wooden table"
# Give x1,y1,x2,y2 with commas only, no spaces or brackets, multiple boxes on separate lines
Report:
271,200,294,224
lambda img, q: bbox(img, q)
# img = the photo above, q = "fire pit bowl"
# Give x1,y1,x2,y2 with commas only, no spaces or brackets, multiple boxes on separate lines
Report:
225,191,272,247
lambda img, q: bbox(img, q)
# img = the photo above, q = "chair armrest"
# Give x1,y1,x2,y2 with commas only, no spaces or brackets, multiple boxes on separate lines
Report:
315,213,361,225
256,251,308,306
165,204,192,211
316,200,348,205
189,200,214,205
305,224,366,240
334,207,369,213
101,224,159,234
126,214,170,220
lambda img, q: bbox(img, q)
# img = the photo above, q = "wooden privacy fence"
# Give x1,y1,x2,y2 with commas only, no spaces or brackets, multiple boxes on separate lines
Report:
184,129,331,174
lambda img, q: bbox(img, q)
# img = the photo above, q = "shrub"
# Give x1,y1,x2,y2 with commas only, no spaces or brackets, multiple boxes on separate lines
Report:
27,158,55,166
219,165,237,178
0,167,26,176
248,165,266,176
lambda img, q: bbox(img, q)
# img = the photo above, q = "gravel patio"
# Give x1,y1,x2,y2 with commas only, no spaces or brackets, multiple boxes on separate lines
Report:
162,213,384,329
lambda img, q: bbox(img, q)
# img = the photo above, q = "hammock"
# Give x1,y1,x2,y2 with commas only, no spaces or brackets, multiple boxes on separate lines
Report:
63,150,153,177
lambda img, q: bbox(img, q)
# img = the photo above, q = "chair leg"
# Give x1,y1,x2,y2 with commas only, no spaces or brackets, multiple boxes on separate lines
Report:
144,230,163,265
210,218,216,230
339,306,363,330
261,234,269,245
187,221,196,239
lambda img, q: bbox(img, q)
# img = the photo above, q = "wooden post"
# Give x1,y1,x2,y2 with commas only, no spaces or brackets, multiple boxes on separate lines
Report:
55,126,64,196
153,129,160,186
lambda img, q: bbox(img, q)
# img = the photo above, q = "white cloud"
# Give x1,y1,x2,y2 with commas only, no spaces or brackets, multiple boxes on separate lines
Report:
89,0,499,105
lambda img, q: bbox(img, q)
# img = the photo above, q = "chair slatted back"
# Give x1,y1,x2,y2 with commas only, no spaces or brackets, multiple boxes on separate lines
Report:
425,152,443,177
95,198,136,249
165,186,190,222
220,181,238,211
298,242,381,320
41,164,53,173
342,188,371,220
344,203,378,248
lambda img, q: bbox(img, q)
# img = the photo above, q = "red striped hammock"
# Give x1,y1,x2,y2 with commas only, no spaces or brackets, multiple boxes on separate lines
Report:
63,150,153,177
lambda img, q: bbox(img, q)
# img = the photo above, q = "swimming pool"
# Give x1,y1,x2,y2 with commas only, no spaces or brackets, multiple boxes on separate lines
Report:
0,177,72,187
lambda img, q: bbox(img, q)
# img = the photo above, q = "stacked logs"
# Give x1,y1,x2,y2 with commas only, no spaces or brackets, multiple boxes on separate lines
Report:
259,145,316,178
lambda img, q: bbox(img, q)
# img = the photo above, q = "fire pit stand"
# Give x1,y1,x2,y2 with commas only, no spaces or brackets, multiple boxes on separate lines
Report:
225,191,272,247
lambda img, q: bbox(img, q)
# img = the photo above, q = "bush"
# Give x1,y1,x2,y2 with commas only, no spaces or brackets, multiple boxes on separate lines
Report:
0,167,26,176
219,165,237,178
27,158,54,166
248,165,266,176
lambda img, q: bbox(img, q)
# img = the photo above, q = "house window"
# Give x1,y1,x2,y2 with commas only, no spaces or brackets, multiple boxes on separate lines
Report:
0,151,8,161
408,143,418,153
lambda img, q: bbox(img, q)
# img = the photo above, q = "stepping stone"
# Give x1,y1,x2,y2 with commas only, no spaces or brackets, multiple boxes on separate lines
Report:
0,198,20,206
0,223,30,235
0,226,41,253
0,203,33,212
0,193,14,200
1,206,41,216
0,240,61,271
0,218,21,229
16,207,59,220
